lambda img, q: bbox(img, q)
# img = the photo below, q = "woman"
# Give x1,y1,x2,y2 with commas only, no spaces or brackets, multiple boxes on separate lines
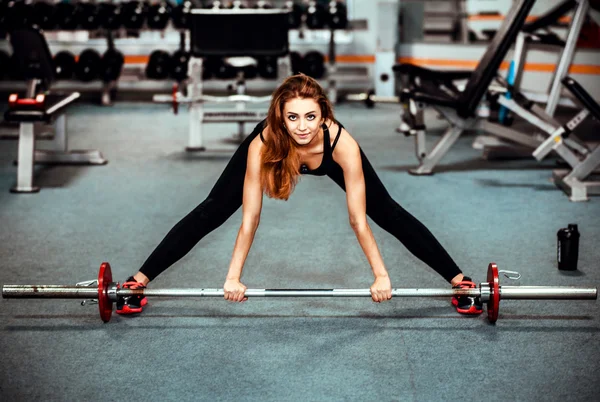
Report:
117,74,482,315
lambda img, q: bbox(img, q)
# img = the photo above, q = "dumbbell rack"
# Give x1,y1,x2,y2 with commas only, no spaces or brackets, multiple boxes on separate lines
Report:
0,5,372,104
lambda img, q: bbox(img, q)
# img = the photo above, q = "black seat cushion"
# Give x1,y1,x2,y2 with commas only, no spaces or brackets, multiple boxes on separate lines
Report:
393,64,472,82
4,109,48,123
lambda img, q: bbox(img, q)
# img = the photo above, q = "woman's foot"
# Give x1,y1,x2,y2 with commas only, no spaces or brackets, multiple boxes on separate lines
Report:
116,276,148,315
451,277,483,315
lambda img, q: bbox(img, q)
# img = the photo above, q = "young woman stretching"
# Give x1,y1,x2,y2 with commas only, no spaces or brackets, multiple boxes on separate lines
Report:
117,74,482,315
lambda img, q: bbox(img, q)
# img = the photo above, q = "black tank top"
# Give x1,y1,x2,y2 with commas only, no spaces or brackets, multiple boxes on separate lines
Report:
259,121,344,176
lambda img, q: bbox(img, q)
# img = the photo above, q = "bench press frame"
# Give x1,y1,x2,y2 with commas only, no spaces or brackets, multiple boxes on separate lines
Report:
156,8,292,152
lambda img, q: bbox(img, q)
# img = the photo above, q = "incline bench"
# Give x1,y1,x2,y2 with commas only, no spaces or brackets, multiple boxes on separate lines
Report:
393,0,536,175
2,27,107,193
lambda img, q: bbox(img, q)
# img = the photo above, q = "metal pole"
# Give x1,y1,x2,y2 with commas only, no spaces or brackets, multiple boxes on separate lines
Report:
120,288,479,298
2,286,478,299
500,286,597,300
2,286,99,299
3,285,597,301
545,0,590,116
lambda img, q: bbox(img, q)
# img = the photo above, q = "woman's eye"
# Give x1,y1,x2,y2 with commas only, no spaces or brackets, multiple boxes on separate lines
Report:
288,115,297,121
307,115,315,121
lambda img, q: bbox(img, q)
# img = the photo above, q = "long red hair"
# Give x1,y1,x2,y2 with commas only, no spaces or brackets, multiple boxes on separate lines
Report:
261,74,335,200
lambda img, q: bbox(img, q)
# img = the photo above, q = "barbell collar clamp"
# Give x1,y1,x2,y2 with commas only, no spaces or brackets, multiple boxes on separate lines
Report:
479,283,491,303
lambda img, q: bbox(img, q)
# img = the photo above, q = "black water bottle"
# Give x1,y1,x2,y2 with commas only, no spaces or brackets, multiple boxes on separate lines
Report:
557,224,580,271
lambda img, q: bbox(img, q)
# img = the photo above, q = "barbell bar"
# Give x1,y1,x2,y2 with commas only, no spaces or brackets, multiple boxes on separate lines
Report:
153,87,272,115
344,91,400,108
2,262,597,324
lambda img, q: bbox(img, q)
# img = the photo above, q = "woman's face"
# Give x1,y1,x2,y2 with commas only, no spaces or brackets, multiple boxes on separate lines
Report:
282,97,323,146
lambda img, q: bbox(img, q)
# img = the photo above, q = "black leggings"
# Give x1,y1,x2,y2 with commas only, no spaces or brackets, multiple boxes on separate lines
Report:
139,130,462,283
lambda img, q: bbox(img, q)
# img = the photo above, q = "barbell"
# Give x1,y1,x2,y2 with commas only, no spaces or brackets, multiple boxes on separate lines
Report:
153,85,272,115
345,91,400,108
2,263,596,324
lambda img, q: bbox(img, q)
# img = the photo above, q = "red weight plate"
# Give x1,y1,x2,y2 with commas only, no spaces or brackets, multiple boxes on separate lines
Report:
98,262,114,323
487,263,500,323
172,83,179,115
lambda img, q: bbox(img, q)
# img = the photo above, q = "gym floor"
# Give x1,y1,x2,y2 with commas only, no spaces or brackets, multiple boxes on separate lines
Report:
0,101,598,401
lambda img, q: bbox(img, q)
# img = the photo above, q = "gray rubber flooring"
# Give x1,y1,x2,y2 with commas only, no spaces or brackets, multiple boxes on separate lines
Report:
0,101,598,401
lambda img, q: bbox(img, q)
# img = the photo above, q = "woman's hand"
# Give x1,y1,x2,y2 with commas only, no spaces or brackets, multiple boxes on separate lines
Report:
224,278,248,302
370,275,392,303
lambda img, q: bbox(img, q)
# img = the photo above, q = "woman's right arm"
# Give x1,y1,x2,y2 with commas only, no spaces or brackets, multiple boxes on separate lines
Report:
224,136,264,302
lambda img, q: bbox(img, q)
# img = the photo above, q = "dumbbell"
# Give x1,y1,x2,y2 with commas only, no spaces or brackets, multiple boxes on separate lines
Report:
214,58,237,80
170,50,190,81
75,2,100,30
75,49,102,82
97,2,123,30
31,1,57,31
172,0,193,29
284,1,303,29
170,32,190,81
302,51,325,79
257,56,278,79
241,61,258,80
146,50,172,80
54,2,78,30
121,1,147,30
328,1,347,30
147,1,172,30
53,51,76,80
306,0,326,30
100,45,124,83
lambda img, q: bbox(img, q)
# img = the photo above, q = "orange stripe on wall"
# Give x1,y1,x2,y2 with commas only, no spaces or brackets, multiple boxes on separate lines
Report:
119,54,600,75
398,57,479,69
397,57,600,75
324,54,376,63
124,55,150,64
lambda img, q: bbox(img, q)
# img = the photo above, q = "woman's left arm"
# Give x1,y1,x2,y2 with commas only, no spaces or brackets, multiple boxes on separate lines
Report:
333,129,392,302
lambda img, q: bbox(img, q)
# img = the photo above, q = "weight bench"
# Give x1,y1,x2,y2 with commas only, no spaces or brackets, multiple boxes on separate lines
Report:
153,8,291,151
2,28,106,193
393,0,536,175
